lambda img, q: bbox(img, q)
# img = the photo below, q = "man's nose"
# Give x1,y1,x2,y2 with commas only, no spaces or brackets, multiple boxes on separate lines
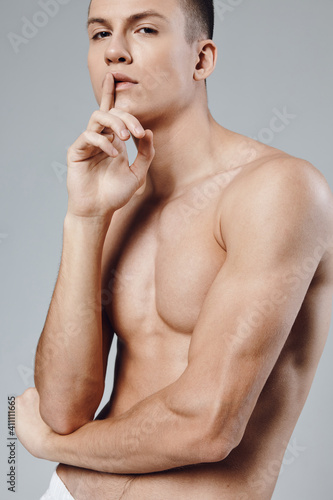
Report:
104,35,132,65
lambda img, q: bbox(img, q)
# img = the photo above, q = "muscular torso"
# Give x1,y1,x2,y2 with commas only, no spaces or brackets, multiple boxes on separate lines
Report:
57,134,333,499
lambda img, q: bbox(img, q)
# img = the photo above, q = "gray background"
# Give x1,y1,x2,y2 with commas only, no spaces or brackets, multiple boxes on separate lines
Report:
1,0,332,498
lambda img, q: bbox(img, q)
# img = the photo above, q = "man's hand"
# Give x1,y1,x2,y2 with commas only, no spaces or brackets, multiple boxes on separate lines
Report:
67,72,155,220
15,388,56,460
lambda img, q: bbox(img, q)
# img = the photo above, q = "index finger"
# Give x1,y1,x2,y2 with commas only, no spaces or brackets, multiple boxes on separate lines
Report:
100,73,115,112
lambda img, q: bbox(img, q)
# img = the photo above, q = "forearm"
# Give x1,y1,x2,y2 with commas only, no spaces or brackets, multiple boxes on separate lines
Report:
44,381,211,475
34,212,112,432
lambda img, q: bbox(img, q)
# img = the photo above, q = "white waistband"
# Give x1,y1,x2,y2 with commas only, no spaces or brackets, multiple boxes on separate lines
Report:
40,470,75,500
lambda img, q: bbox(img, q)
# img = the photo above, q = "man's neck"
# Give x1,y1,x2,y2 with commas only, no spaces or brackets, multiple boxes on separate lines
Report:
135,102,228,201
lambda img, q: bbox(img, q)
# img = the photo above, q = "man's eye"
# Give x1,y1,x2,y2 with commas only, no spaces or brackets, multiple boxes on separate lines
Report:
92,31,111,40
138,27,158,35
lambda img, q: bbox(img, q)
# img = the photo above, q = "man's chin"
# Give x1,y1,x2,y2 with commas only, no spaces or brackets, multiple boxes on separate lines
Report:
114,99,155,128
114,97,133,113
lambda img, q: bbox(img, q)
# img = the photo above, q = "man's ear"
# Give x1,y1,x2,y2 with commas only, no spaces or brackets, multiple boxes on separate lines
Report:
193,40,217,81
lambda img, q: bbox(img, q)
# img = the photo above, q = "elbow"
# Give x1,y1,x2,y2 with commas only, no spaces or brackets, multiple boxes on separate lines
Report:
191,410,242,464
195,428,235,464
166,380,238,465
178,413,237,465
40,404,93,435
55,421,90,435
201,434,235,463
39,389,104,435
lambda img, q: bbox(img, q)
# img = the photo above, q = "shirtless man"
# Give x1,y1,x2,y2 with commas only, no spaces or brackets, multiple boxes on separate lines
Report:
15,0,333,499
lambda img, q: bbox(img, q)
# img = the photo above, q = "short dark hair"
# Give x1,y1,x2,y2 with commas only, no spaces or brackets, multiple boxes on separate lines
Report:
179,0,214,43
88,0,214,44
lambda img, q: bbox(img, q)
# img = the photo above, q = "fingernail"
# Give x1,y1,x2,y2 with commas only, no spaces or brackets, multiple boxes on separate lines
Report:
121,130,130,139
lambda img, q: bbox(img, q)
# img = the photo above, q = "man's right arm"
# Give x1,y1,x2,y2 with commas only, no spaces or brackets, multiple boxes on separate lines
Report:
34,214,113,435
34,73,154,435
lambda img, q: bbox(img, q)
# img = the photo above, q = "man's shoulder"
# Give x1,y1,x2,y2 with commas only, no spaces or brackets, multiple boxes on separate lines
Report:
215,130,322,197
218,140,333,246
221,136,331,212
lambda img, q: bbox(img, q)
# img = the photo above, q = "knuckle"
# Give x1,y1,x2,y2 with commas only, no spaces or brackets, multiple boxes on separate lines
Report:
108,108,119,116
131,116,141,126
99,135,109,149
83,130,91,141
110,108,127,121
75,132,85,144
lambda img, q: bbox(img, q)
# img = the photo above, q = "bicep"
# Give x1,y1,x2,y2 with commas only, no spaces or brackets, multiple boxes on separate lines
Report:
177,163,330,450
186,257,309,427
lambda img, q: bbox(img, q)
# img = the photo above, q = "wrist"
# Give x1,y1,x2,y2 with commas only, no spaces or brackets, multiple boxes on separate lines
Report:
64,211,113,240
40,429,63,463
65,211,113,227
40,420,99,468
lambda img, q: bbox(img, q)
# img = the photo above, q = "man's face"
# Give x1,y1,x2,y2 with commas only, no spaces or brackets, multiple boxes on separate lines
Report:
87,0,198,125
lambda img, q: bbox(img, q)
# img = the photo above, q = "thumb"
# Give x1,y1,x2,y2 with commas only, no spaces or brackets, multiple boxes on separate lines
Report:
130,130,155,188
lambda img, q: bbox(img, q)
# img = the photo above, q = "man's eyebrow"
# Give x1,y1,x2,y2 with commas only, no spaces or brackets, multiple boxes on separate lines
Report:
87,10,168,30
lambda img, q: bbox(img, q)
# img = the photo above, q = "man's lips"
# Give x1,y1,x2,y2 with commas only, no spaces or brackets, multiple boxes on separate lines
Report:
109,72,138,90
115,81,137,90
102,72,138,94
111,72,138,84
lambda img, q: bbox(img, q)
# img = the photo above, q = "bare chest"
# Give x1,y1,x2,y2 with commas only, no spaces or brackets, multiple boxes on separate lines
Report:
103,191,226,342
